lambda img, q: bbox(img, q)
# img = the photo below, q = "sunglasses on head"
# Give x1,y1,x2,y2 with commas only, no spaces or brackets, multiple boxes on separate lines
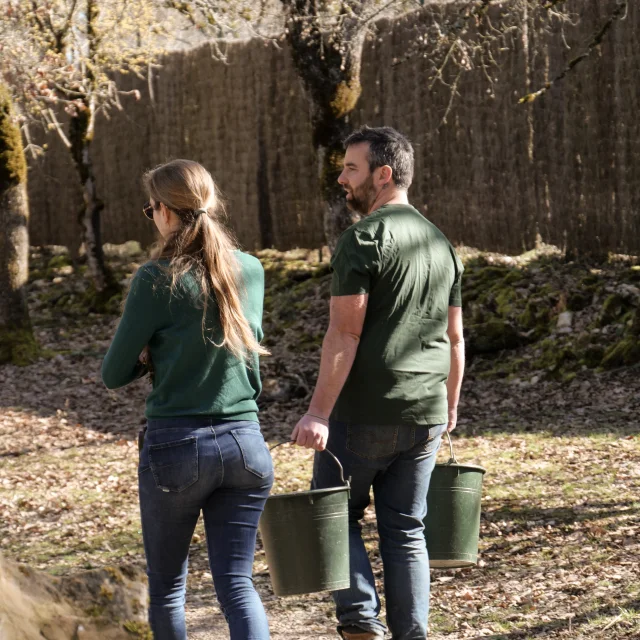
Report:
143,201,155,220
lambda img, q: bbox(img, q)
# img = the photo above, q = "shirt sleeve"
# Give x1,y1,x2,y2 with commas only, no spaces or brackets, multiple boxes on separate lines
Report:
448,248,464,307
101,264,166,389
330,225,383,297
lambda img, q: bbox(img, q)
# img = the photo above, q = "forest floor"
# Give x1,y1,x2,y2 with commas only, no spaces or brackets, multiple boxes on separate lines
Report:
0,243,639,639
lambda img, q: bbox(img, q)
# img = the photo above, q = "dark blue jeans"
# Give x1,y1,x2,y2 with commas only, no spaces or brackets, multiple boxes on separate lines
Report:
313,421,446,640
138,418,273,640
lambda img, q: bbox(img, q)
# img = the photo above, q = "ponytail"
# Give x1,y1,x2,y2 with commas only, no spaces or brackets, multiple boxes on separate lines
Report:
143,159,269,360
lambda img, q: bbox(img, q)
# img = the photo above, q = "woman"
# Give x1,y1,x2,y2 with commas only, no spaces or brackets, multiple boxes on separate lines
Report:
102,159,273,640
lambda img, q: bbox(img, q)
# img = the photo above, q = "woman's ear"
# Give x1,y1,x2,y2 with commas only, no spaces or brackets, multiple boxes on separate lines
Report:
159,203,171,225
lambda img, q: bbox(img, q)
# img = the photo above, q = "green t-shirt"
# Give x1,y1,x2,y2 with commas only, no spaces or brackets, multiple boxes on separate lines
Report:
101,251,264,421
330,204,463,427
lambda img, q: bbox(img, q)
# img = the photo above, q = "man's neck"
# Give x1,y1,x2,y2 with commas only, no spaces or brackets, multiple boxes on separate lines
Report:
368,188,409,215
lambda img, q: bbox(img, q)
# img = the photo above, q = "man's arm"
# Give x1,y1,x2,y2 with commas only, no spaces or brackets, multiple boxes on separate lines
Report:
291,294,368,450
446,305,465,432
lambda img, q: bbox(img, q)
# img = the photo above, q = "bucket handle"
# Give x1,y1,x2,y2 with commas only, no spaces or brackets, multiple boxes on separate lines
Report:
443,430,458,465
270,441,350,488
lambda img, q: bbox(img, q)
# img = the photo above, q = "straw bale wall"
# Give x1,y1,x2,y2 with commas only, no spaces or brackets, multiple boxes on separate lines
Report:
26,0,640,255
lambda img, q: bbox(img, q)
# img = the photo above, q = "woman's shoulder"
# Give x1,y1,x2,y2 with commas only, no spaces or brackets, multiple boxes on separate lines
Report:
132,260,168,283
235,251,264,276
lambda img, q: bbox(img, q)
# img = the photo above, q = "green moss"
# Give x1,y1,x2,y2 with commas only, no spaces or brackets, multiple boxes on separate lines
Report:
601,338,640,369
47,254,71,270
503,270,524,285
599,294,631,326
581,344,606,368
0,84,27,189
104,566,125,584
494,288,517,317
84,604,106,618
330,80,362,119
130,598,143,616
99,584,115,600
83,282,123,314
0,327,39,365
581,274,600,287
567,291,592,312
629,310,640,336
531,338,579,376
28,269,45,281
518,301,551,336
123,620,153,639
468,319,521,354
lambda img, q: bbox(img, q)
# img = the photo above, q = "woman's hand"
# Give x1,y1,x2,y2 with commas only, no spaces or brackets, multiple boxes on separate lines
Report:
140,346,154,381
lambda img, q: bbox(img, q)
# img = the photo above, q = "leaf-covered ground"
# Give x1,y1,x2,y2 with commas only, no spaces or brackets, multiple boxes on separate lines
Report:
0,244,638,639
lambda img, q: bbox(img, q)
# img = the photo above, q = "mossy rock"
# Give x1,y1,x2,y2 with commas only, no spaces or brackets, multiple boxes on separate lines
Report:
29,269,46,282
286,268,314,283
599,293,631,326
467,319,521,354
601,338,640,369
628,266,640,283
580,274,601,287
48,254,72,270
83,282,123,314
494,287,518,317
518,301,551,336
0,327,40,365
531,338,579,374
628,310,640,336
503,270,524,285
567,291,592,312
123,620,153,639
581,344,606,368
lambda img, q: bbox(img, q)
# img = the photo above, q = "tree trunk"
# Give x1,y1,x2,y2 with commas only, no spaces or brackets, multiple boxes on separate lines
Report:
283,3,367,247
315,119,361,249
68,106,120,308
0,86,38,365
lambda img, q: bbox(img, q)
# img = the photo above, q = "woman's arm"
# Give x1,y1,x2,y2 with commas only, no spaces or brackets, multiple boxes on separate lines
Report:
101,267,162,389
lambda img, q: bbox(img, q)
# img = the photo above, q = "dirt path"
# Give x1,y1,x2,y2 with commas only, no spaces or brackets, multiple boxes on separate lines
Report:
1,249,639,639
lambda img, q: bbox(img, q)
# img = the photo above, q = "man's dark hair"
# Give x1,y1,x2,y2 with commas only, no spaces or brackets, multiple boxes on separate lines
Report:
343,126,414,190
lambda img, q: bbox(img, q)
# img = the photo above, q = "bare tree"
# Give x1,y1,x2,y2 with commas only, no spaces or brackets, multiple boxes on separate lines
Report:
0,0,163,306
0,84,37,365
166,0,628,247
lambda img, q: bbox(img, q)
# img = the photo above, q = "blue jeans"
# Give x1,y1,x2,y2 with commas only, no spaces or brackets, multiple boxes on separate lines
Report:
312,421,446,640
138,418,273,640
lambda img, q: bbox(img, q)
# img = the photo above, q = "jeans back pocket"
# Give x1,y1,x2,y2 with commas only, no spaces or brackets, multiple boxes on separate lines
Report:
231,428,273,479
149,436,198,492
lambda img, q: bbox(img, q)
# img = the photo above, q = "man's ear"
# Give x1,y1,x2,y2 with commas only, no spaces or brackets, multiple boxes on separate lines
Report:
377,165,393,186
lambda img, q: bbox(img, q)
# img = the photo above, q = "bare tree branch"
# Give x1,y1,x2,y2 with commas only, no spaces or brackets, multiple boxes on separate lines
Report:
519,0,628,103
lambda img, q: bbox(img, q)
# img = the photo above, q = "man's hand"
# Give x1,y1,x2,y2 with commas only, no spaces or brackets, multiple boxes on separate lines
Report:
291,414,329,451
447,407,457,433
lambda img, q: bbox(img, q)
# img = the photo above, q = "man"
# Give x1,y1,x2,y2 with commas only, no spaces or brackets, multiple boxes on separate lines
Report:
291,126,465,640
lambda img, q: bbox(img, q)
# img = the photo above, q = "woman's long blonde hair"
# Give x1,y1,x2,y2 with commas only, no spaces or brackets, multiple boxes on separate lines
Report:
143,159,269,360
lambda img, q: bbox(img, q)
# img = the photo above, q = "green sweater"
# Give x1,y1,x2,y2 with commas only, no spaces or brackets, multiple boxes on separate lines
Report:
101,252,265,421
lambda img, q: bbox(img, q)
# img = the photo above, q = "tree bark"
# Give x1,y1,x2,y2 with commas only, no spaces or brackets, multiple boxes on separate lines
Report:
68,105,120,307
0,86,38,365
282,1,368,248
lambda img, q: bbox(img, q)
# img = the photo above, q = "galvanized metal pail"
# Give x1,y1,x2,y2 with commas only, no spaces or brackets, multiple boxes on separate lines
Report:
424,432,486,568
259,444,351,596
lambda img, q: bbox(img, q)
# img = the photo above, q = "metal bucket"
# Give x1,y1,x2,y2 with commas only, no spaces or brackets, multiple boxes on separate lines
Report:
259,444,351,596
424,432,486,568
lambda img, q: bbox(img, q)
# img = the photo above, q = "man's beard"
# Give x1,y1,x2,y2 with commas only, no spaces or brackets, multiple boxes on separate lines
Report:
345,175,376,216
